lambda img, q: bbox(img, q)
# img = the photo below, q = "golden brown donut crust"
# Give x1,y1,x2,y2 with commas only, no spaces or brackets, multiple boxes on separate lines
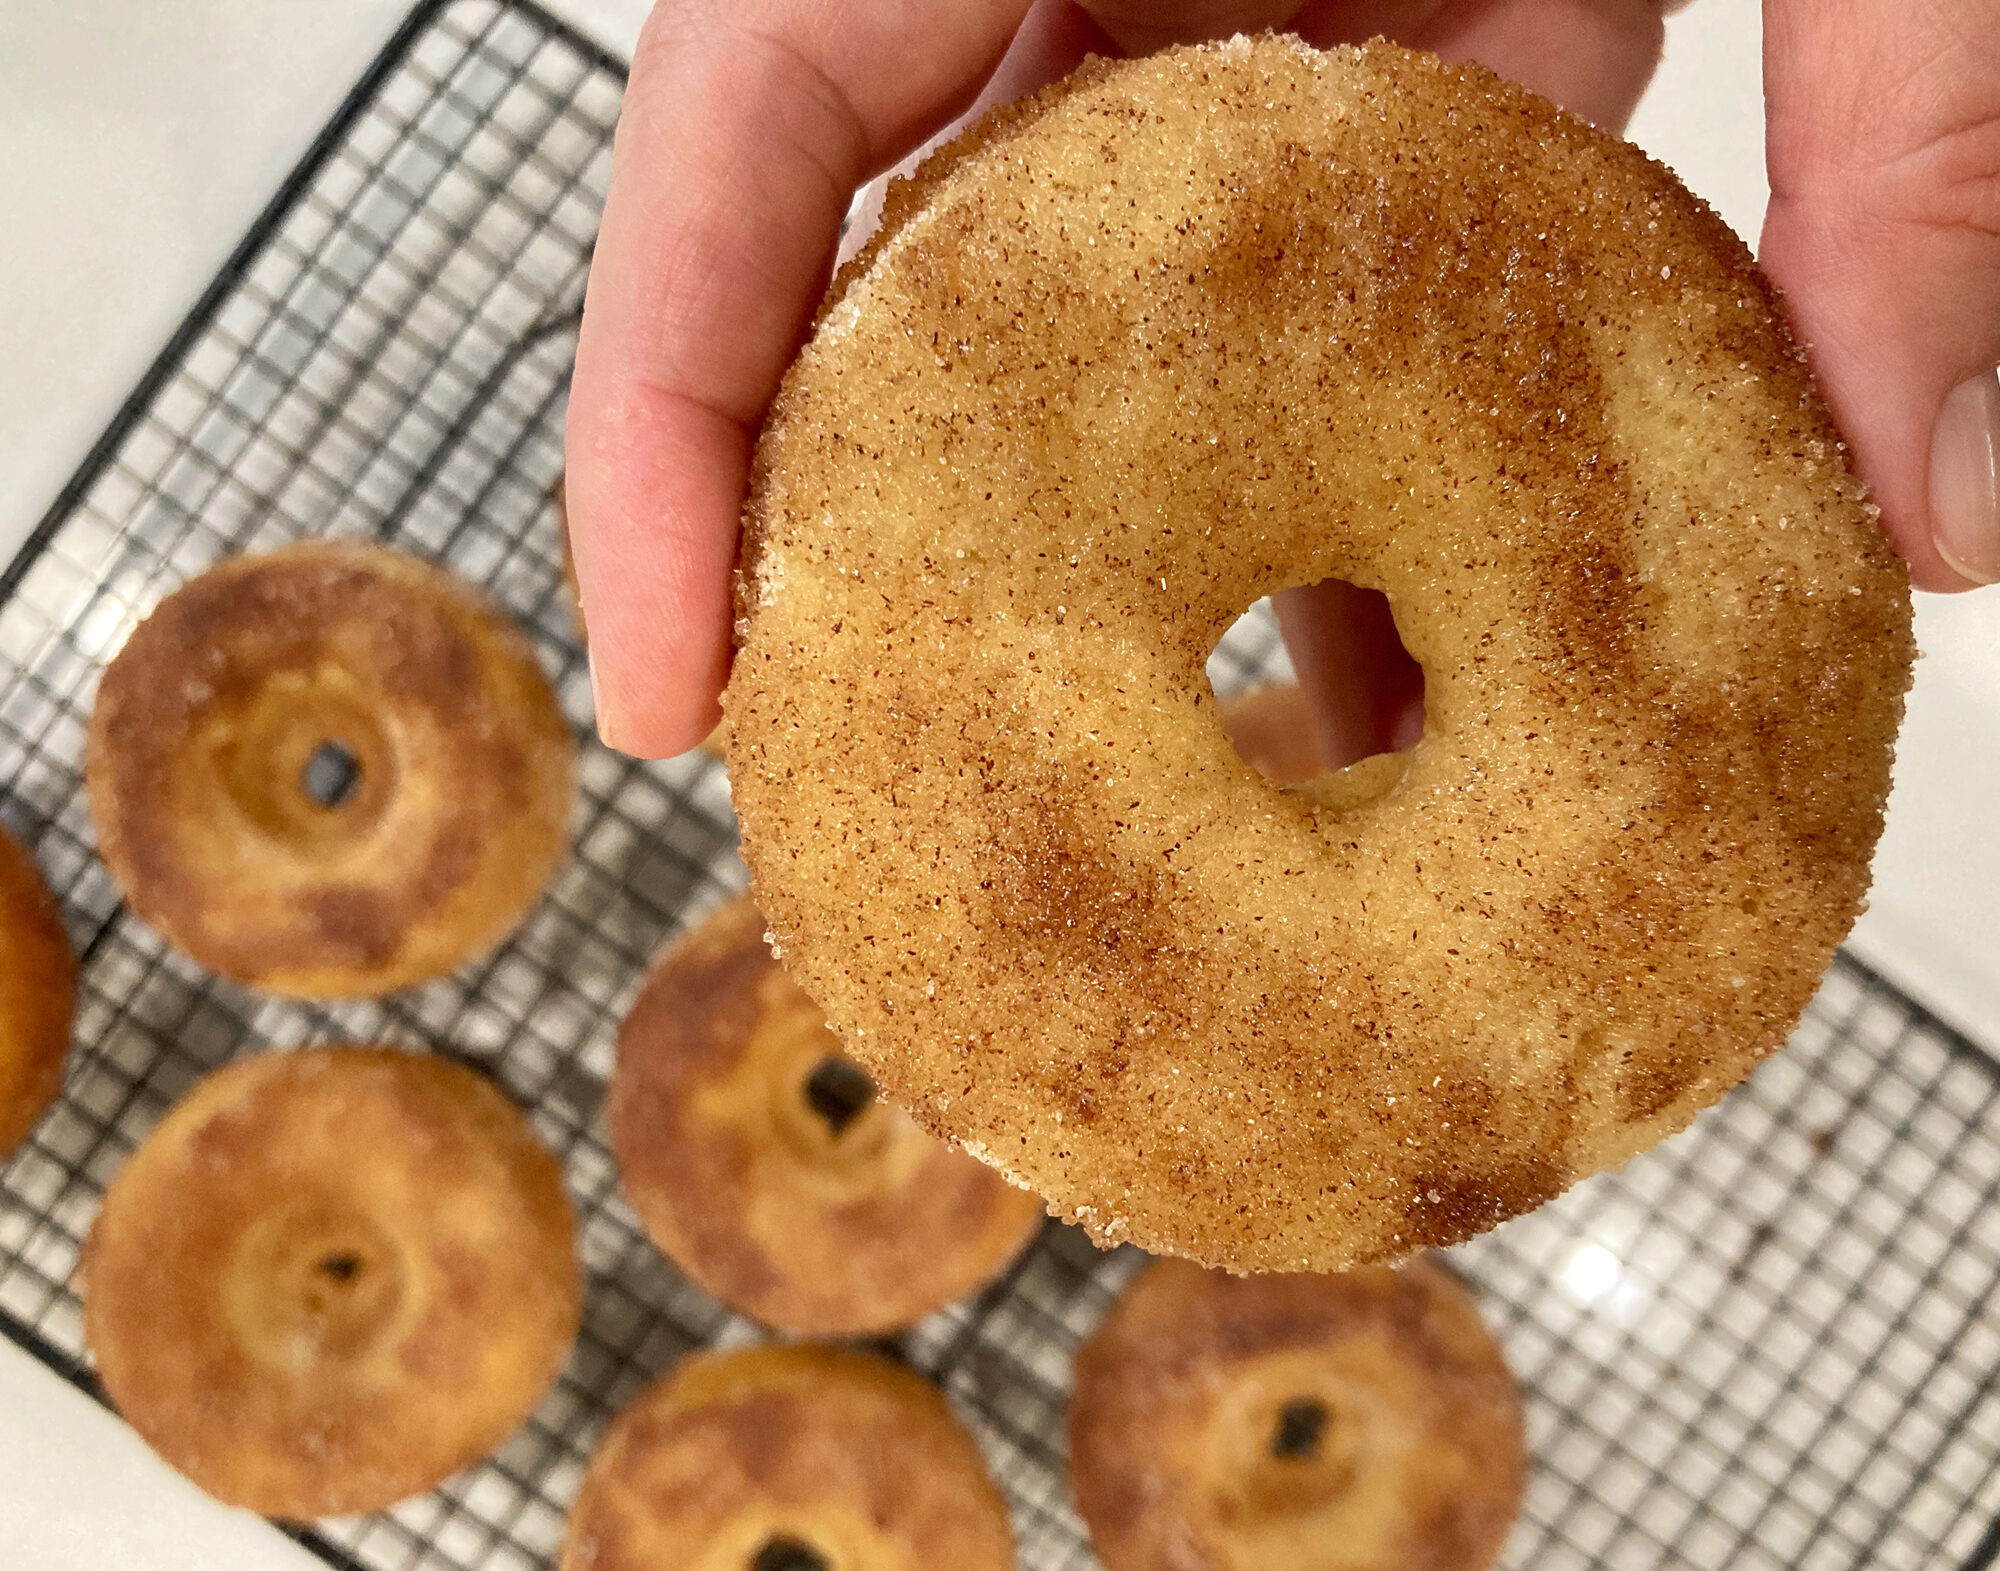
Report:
612,893,1044,1334
88,541,573,997
84,1046,580,1518
562,1344,1014,1571
726,40,1915,1272
1071,1257,1523,1571
0,825,75,1157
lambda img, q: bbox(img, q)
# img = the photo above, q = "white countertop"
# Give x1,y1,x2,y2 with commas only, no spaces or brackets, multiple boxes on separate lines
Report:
1,2,1995,1566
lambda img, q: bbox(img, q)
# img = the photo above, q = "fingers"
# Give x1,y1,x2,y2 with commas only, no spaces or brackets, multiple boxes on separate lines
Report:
975,1,1118,107
1077,1,1310,52
1293,0,1664,130
1760,0,2000,590
1273,583,1428,767
568,1,1033,755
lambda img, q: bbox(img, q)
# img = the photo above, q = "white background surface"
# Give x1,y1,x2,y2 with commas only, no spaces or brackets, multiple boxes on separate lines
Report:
0,2,1994,1565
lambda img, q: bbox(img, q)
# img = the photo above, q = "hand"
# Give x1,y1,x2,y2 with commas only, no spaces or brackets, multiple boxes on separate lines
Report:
566,0,1999,760
1760,0,2000,593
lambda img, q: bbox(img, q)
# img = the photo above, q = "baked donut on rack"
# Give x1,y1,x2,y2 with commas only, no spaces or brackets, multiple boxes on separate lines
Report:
611,893,1044,1335
0,824,75,1158
562,1344,1014,1571
1070,1256,1524,1571
84,1046,580,1518
88,541,573,998
726,38,1915,1273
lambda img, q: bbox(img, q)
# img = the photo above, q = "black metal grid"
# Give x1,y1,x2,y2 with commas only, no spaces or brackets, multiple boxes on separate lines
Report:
2,3,1999,1567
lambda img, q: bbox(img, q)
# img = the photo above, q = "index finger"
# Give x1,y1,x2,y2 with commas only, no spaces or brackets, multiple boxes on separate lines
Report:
567,1,1034,756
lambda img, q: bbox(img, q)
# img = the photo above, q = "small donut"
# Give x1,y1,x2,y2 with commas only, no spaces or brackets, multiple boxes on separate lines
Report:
562,1344,1014,1571
88,541,573,997
0,824,75,1157
611,893,1044,1334
726,39,1915,1271
1070,1257,1524,1571
84,1046,580,1518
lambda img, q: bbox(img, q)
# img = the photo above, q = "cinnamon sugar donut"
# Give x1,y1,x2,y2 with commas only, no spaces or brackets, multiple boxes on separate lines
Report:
85,1046,580,1518
1070,1257,1523,1571
562,1344,1014,1571
726,39,1915,1272
88,542,573,997
0,824,75,1157
612,893,1044,1334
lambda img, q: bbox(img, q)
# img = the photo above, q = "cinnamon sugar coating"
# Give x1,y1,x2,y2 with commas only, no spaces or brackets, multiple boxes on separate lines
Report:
562,1345,1014,1571
611,893,1044,1335
728,40,1913,1272
85,1047,579,1517
1071,1256,1523,1571
88,541,573,998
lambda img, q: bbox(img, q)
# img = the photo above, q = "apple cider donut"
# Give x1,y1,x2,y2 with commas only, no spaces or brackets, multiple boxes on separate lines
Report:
611,893,1044,1335
1071,1257,1524,1571
727,39,1915,1272
84,1046,580,1518
0,824,75,1158
88,541,573,998
562,1344,1014,1571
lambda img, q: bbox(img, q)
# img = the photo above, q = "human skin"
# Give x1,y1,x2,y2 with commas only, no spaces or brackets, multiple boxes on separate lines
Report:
565,0,2000,761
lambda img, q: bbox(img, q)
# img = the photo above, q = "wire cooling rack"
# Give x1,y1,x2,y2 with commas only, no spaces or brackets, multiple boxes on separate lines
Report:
2,3,1999,1567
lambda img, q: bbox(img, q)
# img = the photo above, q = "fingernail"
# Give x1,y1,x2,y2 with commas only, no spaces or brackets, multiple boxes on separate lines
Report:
587,651,624,750
1930,369,2000,585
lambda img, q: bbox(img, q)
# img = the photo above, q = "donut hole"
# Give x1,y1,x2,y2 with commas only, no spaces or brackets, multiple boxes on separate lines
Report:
316,1249,363,1283
212,676,396,846
803,1055,876,1138
749,1536,830,1571
224,1201,410,1369
763,997,900,1172
1211,583,1425,807
1270,1397,1330,1461
301,740,363,809
1208,1359,1366,1517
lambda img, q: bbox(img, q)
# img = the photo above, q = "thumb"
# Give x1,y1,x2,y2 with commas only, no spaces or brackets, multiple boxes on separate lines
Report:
1076,0,1309,51
1760,0,2000,589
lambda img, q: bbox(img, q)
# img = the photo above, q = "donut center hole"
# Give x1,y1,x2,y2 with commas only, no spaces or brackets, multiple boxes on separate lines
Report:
224,1202,409,1370
1270,1398,1331,1461
316,1250,363,1284
803,1056,875,1138
750,1537,830,1571
301,740,363,809
1211,584,1425,787
214,677,394,845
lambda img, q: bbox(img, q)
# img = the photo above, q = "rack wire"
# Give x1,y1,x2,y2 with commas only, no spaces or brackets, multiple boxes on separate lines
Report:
2,3,1998,1567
